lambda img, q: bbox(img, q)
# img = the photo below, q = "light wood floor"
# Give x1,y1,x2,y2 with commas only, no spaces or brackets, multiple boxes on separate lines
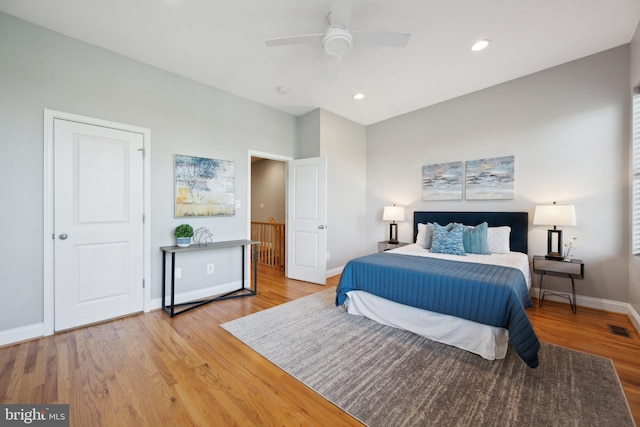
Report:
1,268,639,426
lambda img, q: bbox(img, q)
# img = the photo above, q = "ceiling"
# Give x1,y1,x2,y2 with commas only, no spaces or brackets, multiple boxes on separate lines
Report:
1,0,639,125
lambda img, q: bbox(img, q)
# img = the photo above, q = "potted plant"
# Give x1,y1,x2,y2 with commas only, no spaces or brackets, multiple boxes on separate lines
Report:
175,224,194,247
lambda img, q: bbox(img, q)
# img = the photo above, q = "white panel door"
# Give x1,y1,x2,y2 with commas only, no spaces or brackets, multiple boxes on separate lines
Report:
54,119,144,331
287,157,327,284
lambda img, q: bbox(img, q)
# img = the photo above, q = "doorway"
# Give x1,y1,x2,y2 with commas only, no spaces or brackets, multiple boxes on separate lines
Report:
247,151,328,285
250,155,287,273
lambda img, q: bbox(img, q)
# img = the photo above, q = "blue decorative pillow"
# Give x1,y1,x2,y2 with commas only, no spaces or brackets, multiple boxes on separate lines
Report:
431,223,466,256
424,222,455,249
462,222,490,254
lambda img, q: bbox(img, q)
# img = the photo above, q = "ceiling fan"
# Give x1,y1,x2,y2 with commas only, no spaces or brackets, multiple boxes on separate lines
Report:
264,0,411,81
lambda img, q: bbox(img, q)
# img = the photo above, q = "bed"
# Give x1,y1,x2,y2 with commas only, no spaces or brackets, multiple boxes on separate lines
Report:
335,211,540,368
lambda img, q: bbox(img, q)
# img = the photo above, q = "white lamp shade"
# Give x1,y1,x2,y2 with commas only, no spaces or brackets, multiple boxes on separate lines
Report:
383,206,405,222
533,204,576,226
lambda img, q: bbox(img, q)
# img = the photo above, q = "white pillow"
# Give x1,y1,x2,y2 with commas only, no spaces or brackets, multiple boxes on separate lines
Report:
487,226,511,253
416,223,427,246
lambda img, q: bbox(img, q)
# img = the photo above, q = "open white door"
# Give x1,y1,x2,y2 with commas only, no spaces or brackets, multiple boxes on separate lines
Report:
287,157,327,285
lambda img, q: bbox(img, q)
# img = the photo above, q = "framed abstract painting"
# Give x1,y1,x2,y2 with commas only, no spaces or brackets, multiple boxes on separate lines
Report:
465,156,514,200
174,154,235,217
422,161,463,200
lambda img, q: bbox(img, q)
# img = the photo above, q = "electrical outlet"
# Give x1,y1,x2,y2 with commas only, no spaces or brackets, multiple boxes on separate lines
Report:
207,263,214,274
175,268,182,279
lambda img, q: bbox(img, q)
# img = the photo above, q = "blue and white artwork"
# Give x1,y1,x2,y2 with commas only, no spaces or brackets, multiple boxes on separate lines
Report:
175,155,235,217
465,156,514,200
422,161,463,200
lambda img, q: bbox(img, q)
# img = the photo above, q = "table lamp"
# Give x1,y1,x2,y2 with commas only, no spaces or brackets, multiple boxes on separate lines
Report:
533,202,576,260
383,205,405,244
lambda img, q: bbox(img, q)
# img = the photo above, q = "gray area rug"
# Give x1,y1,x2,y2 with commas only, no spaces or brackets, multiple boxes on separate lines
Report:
221,288,635,427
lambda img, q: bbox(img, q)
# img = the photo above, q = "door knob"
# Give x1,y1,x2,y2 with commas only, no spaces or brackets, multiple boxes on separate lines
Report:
58,233,68,240
318,225,325,229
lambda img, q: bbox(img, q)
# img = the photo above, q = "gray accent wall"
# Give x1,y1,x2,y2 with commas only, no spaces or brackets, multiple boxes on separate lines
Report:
366,46,631,302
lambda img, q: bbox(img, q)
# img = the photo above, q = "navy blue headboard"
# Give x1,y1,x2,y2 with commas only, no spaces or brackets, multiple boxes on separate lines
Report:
413,211,529,254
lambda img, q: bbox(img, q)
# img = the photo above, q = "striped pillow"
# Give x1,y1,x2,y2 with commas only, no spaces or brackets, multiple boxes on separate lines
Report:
462,222,490,254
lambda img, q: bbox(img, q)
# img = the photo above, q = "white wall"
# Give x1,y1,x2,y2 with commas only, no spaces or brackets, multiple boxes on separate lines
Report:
295,108,367,273
296,110,321,158
366,46,631,302
0,13,298,332
319,110,368,272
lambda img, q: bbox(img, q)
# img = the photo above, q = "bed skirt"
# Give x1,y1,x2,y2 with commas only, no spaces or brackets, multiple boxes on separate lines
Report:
344,290,509,361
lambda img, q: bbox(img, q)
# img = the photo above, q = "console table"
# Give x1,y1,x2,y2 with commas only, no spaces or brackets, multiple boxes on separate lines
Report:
160,239,259,317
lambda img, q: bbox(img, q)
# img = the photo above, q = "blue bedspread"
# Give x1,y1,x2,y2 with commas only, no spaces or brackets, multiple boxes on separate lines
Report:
336,253,540,368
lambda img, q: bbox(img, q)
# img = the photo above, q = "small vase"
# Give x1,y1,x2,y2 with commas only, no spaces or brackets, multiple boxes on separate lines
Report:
176,237,191,247
563,247,573,262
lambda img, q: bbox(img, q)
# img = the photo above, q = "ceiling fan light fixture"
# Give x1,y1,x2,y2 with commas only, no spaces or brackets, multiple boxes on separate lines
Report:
323,28,353,56
471,39,490,51
263,1,410,81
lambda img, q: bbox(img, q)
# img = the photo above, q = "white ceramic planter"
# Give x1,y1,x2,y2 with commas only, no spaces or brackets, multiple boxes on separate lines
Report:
176,237,191,247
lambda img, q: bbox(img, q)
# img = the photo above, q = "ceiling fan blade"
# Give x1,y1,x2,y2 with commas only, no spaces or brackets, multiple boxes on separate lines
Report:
327,55,342,81
265,34,324,47
352,31,411,47
329,0,352,28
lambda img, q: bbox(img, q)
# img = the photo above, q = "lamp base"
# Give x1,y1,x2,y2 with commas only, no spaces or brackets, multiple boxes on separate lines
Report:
546,229,563,261
388,222,398,244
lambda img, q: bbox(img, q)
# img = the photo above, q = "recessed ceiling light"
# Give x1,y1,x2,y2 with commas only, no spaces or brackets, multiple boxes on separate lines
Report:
353,93,365,100
471,39,490,51
277,86,289,94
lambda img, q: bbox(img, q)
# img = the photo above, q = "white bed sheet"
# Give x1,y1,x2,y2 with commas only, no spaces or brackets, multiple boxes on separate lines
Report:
343,244,532,361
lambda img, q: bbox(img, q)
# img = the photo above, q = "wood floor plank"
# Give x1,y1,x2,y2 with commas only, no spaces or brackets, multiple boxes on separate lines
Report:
0,268,638,426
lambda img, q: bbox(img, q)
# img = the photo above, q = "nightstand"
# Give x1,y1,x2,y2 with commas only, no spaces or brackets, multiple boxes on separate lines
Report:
378,241,409,252
533,255,585,313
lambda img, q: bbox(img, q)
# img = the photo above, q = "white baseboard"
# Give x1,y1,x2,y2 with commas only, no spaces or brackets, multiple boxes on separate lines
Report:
0,323,44,347
0,281,248,347
628,305,640,333
530,287,640,333
326,265,344,279
149,280,247,311
529,287,629,314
